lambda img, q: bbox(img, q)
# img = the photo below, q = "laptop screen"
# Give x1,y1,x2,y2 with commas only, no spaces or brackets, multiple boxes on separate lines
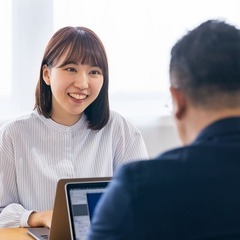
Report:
65,181,110,240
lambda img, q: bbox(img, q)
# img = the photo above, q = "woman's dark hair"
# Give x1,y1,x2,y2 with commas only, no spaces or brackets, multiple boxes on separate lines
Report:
34,26,109,130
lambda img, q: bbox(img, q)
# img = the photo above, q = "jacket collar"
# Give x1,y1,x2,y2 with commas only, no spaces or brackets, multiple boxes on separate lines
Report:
194,117,240,143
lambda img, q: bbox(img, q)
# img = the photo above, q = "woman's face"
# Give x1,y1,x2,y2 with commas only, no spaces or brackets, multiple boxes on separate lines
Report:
42,59,104,126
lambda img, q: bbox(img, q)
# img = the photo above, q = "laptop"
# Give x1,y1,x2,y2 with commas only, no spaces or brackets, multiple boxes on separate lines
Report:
65,180,111,240
27,177,111,240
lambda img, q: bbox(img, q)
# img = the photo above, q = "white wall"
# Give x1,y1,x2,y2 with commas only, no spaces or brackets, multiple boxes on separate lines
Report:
3,0,54,114
128,115,181,158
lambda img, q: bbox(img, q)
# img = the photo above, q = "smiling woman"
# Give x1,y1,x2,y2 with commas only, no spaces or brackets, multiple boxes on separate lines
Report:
0,25,149,228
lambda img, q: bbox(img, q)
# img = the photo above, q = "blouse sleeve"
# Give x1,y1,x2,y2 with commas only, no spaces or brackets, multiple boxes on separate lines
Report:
0,128,33,227
113,115,149,170
0,204,34,228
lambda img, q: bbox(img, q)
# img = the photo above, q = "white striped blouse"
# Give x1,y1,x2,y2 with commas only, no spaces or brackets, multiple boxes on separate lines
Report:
0,110,149,228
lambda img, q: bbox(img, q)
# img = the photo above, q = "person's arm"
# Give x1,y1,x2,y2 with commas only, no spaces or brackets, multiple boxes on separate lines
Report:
123,126,149,161
0,148,27,228
113,116,149,170
28,210,53,228
0,204,33,228
0,205,53,228
0,134,47,228
0,150,53,228
87,165,135,240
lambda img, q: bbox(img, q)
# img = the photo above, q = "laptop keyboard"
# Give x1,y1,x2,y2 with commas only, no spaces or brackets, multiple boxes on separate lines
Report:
41,234,49,240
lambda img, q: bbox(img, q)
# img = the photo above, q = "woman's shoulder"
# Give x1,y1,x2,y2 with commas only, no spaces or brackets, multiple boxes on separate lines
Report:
108,110,140,132
109,110,130,124
0,111,39,132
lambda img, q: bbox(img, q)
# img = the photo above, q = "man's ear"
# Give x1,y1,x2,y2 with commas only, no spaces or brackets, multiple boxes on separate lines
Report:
42,65,51,85
170,86,187,120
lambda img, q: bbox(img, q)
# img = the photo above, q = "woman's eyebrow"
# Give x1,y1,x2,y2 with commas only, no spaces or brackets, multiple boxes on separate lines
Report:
58,61,78,67
90,64,102,68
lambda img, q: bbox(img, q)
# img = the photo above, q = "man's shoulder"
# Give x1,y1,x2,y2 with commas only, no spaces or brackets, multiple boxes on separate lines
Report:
116,142,222,180
116,146,187,179
123,146,188,168
117,139,240,185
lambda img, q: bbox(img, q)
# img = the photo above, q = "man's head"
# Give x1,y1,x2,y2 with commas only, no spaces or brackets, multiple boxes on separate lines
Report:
169,20,240,143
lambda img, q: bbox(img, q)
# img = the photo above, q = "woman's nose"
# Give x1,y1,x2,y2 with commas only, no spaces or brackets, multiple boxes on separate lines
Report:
74,73,89,89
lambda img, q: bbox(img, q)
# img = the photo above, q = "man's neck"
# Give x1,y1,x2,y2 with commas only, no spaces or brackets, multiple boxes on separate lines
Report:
184,107,240,144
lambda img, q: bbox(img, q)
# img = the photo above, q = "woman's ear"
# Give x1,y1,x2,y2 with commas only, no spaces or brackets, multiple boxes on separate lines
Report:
170,86,187,120
42,65,51,85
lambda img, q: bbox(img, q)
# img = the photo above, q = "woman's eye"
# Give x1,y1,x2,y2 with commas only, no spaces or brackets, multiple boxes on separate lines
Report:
90,70,102,75
66,67,77,72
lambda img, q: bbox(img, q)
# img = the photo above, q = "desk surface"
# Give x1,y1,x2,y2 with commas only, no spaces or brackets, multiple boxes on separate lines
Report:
0,228,33,240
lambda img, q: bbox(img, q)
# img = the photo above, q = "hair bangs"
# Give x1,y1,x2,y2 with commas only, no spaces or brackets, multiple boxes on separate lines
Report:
57,34,105,70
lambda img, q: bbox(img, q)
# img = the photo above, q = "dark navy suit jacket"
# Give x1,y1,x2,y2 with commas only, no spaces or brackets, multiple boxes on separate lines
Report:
88,117,240,240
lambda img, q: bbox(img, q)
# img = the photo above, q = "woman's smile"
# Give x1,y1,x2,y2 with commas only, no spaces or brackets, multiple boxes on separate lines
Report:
68,93,88,100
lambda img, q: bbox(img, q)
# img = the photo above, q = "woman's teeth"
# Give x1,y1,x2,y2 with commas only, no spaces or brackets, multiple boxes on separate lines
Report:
69,93,86,100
